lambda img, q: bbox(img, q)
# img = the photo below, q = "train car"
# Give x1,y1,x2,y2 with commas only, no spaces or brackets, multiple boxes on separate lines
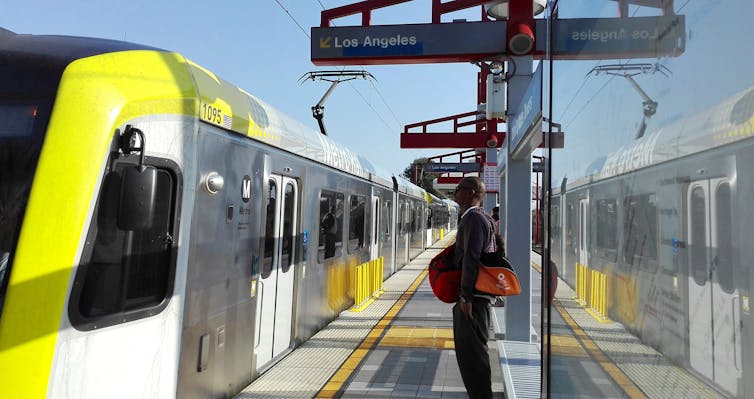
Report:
551,86,754,397
0,31,447,399
425,192,452,245
393,176,427,270
444,198,459,232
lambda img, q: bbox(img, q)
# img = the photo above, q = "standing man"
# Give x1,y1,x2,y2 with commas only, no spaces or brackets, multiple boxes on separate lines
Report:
452,176,495,399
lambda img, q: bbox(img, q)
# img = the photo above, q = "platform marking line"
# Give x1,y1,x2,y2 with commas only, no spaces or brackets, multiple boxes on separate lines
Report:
315,269,429,398
554,301,648,399
378,326,455,349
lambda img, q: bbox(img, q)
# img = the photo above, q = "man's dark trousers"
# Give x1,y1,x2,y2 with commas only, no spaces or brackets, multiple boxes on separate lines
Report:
452,297,492,399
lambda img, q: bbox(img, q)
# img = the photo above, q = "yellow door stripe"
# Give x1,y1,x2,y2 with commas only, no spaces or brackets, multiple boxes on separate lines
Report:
316,269,428,398
0,50,197,398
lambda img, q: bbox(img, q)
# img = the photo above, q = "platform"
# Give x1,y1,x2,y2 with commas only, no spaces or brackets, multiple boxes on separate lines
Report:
235,231,722,399
236,232,506,398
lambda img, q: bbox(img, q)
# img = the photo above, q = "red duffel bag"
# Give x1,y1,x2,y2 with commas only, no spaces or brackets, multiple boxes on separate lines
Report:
428,243,460,303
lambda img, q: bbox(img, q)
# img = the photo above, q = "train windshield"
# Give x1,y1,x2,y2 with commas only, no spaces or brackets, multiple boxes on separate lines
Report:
0,102,48,316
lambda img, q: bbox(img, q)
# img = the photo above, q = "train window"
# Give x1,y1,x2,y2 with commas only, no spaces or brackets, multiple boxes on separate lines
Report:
595,199,618,251
348,195,366,253
689,187,708,285
551,204,561,239
403,203,410,234
280,181,295,273
261,179,277,279
318,190,343,262
715,183,734,294
623,194,658,267
70,160,179,330
373,198,380,248
382,201,392,242
550,204,561,265
566,203,577,255
0,101,49,319
411,204,418,233
397,203,403,234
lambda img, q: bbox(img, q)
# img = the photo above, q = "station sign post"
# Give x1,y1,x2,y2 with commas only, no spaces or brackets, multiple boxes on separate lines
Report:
423,162,481,173
508,62,543,160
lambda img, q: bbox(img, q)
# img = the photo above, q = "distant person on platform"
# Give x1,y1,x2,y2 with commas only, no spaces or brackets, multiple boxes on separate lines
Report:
452,176,496,399
491,206,505,257
491,206,500,234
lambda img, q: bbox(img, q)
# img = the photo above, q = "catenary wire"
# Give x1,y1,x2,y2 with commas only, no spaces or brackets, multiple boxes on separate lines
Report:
560,5,642,128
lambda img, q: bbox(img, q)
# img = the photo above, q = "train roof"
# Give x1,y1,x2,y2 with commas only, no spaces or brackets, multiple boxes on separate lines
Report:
565,86,754,190
442,198,459,210
0,31,401,183
0,31,158,62
185,59,387,182
394,176,426,198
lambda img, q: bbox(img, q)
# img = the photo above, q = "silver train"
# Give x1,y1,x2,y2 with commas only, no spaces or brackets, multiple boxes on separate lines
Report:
550,86,754,397
0,32,457,398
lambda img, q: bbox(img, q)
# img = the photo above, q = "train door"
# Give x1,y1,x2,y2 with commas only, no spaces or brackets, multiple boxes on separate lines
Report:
578,198,589,267
371,196,380,259
390,193,400,275
399,200,409,265
424,206,433,249
255,175,298,371
687,178,740,395
385,199,395,276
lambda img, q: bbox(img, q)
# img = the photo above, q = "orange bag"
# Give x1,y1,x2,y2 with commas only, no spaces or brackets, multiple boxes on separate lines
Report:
475,262,521,296
475,234,521,296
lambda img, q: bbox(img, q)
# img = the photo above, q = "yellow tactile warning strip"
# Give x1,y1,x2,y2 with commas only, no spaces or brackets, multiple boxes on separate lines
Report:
554,301,649,399
378,326,455,349
315,269,429,398
550,334,588,358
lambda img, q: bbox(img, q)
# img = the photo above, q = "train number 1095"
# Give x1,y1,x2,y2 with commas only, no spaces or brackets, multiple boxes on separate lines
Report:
201,103,223,125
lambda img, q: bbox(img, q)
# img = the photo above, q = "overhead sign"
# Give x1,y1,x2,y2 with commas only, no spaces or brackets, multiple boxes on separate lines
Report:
312,21,507,65
311,15,685,66
509,62,543,160
539,15,686,59
423,162,480,173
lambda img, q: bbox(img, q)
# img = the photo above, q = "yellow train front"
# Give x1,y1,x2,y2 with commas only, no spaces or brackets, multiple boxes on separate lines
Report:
0,32,436,398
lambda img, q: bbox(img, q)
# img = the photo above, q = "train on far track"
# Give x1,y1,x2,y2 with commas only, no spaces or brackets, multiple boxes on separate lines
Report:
0,30,457,399
551,85,754,397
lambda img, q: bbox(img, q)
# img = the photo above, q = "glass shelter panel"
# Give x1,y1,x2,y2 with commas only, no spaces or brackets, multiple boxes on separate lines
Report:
544,1,754,397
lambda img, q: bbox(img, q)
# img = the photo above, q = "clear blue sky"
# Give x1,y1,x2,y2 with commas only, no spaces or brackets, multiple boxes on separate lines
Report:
6,1,738,183
0,0,490,175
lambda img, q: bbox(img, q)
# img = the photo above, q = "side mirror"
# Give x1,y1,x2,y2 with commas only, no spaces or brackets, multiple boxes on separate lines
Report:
117,165,157,231
116,125,156,231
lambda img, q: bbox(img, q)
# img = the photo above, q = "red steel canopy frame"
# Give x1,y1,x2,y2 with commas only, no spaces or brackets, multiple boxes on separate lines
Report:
401,111,504,148
429,149,484,184
320,0,497,27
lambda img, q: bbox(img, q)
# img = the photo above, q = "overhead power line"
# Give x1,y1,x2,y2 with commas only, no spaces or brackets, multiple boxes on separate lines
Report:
271,0,420,161
274,0,310,38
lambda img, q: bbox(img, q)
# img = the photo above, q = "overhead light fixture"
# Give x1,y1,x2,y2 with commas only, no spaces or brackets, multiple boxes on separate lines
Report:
486,133,500,148
484,0,547,20
508,22,535,55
